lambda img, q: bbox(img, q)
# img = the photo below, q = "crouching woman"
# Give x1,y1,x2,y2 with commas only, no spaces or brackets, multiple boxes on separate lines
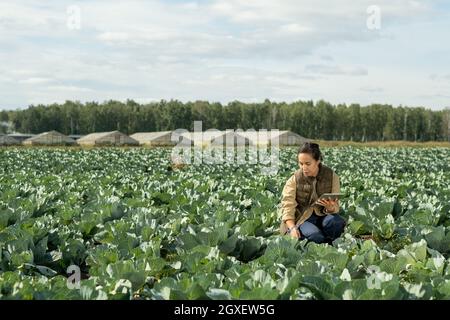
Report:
279,142,346,244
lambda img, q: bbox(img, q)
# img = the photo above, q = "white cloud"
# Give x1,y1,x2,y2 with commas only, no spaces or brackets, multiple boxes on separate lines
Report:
430,74,450,82
0,0,448,110
304,64,368,76
360,86,384,93
0,2,68,38
208,0,436,25
97,32,131,42
19,77,54,85
47,85,94,92
279,23,313,34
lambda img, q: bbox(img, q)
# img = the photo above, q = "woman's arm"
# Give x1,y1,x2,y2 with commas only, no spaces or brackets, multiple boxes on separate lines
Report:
281,175,298,231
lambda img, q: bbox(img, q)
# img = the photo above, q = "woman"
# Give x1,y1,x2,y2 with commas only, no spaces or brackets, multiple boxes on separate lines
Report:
279,142,346,244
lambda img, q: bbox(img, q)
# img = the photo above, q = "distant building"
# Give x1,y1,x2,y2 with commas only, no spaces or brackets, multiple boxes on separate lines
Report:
68,134,85,141
236,130,307,146
130,131,177,146
77,131,139,146
7,133,36,143
0,134,20,146
22,130,76,146
179,130,251,147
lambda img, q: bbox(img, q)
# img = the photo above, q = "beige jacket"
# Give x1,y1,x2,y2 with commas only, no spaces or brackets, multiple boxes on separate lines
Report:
280,171,340,229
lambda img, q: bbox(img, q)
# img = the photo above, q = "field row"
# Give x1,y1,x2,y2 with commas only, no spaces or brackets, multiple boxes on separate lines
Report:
0,147,449,299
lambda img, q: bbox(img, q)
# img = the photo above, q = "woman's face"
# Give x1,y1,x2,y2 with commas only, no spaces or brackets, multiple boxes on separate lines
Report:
298,152,320,177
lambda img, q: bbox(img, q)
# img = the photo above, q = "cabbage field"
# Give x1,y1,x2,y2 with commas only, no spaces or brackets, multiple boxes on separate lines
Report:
0,147,450,300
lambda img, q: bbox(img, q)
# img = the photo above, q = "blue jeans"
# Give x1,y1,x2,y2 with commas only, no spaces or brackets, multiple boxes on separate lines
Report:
298,213,346,244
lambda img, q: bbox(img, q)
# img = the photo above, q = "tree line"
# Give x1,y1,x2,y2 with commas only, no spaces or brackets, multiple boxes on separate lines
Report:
1,99,449,142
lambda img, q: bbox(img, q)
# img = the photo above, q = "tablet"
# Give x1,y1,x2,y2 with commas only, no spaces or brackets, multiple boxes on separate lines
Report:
317,193,343,201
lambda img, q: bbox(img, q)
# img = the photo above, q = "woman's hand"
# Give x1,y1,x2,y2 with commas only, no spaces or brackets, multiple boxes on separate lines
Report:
289,227,301,239
316,198,338,213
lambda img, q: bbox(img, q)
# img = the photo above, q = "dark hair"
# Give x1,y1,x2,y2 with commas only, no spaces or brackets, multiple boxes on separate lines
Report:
298,142,323,161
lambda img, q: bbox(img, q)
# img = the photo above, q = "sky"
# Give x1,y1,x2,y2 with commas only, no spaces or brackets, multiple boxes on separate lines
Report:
0,0,449,110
